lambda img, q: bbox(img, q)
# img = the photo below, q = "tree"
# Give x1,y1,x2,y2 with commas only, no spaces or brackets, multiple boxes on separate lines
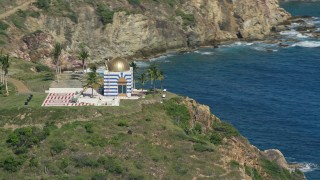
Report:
156,70,164,92
147,64,158,94
129,61,138,89
0,53,3,85
138,72,147,93
85,65,103,98
0,53,10,96
78,47,89,73
52,42,62,76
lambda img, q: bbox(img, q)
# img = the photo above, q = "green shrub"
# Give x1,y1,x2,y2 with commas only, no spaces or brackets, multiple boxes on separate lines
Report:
174,163,188,175
96,4,114,25
98,156,123,174
164,99,190,129
1,156,24,172
194,123,202,134
245,165,263,180
6,127,47,154
209,132,223,145
193,143,214,152
261,159,293,179
50,140,66,155
84,123,94,133
35,63,52,72
73,155,99,168
117,120,129,127
212,121,240,138
29,157,39,167
59,158,70,170
134,161,144,169
92,173,107,180
36,0,51,10
7,9,28,29
176,10,195,26
128,0,141,6
229,160,240,169
88,134,107,147
29,11,41,18
0,21,9,31
128,173,144,180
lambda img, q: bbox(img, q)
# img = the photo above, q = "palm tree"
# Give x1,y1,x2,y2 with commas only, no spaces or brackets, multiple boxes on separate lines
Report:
1,54,10,96
85,65,103,98
0,54,3,85
147,64,158,94
52,42,62,75
78,48,89,73
138,72,148,93
156,70,164,91
129,61,138,89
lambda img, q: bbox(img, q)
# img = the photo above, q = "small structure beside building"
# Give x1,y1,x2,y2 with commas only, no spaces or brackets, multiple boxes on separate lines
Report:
104,57,133,97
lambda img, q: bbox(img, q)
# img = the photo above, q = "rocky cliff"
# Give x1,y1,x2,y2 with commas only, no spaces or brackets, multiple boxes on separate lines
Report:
0,0,289,66
182,97,305,179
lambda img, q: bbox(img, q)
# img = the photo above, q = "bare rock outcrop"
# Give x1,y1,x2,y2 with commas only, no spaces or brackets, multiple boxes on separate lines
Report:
1,0,290,65
262,149,289,169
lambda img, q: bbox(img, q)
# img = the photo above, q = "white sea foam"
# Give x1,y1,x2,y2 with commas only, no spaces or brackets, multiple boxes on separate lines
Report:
149,54,173,62
135,61,149,68
280,30,311,38
298,162,318,173
221,42,254,48
200,52,214,55
292,41,320,48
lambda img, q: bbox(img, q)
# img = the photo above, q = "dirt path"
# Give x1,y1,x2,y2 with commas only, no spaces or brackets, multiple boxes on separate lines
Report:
0,0,36,20
8,77,31,94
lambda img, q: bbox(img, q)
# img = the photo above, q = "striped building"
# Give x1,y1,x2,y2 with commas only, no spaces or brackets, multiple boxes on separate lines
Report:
104,57,133,97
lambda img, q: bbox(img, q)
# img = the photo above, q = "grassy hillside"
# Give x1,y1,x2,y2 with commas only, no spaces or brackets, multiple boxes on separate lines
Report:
0,90,304,179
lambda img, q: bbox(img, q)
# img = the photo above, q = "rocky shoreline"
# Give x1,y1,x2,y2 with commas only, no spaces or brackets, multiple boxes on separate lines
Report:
140,15,320,62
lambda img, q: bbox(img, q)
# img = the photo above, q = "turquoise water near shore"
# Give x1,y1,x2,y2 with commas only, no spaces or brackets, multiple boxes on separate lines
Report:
137,2,320,179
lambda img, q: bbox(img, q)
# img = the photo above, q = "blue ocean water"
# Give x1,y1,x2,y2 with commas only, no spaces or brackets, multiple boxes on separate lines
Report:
137,2,320,179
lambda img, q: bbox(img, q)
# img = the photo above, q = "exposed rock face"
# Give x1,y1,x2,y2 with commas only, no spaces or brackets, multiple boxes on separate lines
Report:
182,97,304,179
1,0,289,65
262,149,289,169
183,97,220,133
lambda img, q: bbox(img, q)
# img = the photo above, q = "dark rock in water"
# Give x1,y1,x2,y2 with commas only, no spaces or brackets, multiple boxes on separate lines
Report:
279,43,289,47
296,25,316,32
267,49,274,52
272,25,289,32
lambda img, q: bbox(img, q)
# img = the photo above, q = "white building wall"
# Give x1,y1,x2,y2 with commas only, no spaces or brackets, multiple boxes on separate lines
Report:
103,68,133,96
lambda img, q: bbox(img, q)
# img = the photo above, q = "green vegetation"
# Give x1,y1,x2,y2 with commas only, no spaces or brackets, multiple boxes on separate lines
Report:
9,58,53,92
36,0,51,10
261,159,298,180
85,65,103,97
0,53,10,96
176,10,195,27
78,45,89,72
164,97,190,129
0,21,9,31
0,88,305,179
96,4,115,25
245,165,263,180
36,0,78,23
128,0,141,6
8,9,28,29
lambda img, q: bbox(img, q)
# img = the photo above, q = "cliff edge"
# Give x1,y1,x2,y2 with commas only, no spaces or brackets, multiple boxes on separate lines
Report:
0,0,289,65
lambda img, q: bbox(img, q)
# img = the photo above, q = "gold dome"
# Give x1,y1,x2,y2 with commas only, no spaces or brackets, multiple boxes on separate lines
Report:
107,57,130,72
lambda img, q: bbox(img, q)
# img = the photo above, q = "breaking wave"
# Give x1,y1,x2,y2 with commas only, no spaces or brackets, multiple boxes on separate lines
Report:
292,41,320,47
298,162,319,173
280,30,311,38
